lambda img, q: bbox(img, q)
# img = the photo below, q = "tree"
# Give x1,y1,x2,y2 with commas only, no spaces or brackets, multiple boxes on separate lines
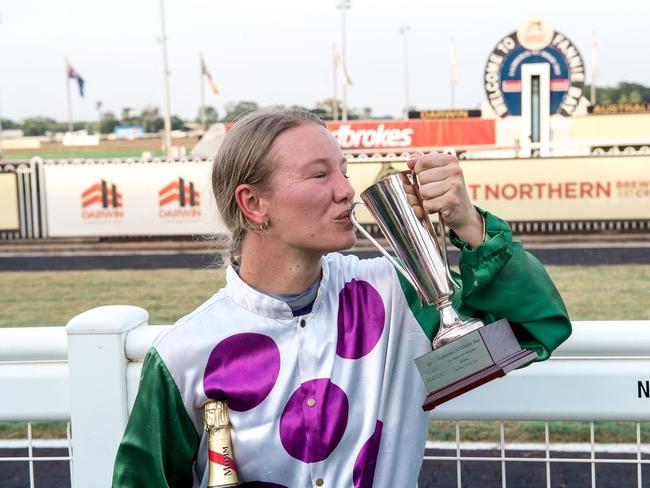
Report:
140,106,161,133
22,117,58,136
584,82,650,105
0,118,20,130
313,98,363,120
222,101,259,122
98,112,119,134
314,98,342,120
170,115,185,131
196,106,219,126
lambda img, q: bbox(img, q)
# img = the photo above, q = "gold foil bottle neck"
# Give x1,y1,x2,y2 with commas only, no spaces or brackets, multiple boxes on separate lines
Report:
204,400,230,431
204,400,239,487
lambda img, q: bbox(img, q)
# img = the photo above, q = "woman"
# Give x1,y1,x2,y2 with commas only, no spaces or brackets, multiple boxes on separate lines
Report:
113,108,571,487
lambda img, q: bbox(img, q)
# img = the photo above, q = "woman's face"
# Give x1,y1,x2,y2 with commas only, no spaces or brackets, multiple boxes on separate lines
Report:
260,122,357,256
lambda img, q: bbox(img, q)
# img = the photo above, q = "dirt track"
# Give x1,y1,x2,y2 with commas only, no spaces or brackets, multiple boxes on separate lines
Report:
8,135,200,154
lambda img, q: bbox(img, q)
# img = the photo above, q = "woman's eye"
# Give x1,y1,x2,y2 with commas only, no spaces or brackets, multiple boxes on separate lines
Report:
313,173,326,178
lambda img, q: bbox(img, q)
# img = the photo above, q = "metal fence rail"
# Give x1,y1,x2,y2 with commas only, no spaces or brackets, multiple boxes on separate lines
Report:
0,422,74,488
1,312,649,487
423,421,648,488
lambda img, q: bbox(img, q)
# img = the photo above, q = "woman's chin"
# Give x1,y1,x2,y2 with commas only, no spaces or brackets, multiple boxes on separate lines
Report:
330,232,357,252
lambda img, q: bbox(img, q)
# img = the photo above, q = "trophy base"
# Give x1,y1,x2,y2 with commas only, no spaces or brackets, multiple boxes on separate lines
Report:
414,319,538,411
432,317,484,349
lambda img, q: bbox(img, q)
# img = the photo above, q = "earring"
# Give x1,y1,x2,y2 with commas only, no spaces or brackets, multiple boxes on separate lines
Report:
259,221,268,231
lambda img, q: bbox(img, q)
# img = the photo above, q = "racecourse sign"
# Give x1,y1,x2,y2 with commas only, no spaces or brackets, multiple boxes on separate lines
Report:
484,17,586,117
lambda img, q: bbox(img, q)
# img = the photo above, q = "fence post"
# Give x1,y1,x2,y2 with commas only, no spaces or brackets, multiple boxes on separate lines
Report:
66,305,149,488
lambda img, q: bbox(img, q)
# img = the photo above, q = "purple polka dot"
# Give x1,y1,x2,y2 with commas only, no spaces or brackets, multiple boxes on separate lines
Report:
279,378,348,463
203,333,280,412
336,279,385,359
353,420,383,488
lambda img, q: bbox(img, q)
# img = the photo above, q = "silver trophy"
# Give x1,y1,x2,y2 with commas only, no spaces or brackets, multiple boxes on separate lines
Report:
350,170,483,348
350,167,536,410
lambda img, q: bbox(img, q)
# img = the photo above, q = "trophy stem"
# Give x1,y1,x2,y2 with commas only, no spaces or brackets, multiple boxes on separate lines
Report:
432,300,484,349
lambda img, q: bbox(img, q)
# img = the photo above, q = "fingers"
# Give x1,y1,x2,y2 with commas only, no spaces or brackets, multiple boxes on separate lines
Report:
418,163,464,193
406,151,424,170
410,151,458,176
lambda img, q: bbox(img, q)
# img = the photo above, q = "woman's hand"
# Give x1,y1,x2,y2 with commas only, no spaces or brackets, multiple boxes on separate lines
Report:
405,151,484,248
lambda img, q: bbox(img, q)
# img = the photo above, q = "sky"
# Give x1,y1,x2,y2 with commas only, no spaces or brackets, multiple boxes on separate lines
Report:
1,0,649,122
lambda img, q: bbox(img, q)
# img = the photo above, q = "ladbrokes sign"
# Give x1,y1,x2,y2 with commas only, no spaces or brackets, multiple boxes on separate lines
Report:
327,119,495,150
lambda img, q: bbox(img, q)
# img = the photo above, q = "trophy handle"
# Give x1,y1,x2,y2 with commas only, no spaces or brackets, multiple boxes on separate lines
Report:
350,201,421,295
408,172,461,290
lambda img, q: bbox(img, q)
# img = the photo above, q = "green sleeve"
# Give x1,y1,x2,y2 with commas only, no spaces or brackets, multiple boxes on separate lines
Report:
112,348,200,488
396,208,571,361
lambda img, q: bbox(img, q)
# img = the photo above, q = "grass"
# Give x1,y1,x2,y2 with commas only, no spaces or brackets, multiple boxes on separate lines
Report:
0,268,225,327
3,149,165,160
0,265,648,327
0,264,648,441
545,265,650,320
428,420,650,444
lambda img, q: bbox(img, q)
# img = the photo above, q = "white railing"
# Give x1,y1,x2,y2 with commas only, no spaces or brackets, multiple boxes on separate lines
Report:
1,308,649,487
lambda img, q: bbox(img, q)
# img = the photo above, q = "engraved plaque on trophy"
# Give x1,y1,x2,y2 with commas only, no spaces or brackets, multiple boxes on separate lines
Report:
350,169,537,410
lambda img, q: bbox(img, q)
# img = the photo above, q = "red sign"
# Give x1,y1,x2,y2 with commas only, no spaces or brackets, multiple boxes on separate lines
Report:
326,119,495,150
158,178,201,219
81,180,123,220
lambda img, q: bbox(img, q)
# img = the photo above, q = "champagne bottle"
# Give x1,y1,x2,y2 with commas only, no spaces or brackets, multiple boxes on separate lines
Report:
204,400,239,487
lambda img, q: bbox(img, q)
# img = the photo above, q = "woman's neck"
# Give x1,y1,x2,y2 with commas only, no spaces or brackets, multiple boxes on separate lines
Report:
237,235,323,294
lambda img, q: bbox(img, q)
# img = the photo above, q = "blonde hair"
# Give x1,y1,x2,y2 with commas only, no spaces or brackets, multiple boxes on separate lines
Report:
211,107,325,264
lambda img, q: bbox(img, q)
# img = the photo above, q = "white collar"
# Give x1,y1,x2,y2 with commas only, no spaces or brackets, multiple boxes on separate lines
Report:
223,256,331,319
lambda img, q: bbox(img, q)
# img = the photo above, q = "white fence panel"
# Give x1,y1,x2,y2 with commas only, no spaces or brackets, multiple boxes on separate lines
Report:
1,307,650,487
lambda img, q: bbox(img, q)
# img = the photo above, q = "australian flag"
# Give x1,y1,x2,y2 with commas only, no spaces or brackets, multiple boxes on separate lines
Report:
67,63,85,97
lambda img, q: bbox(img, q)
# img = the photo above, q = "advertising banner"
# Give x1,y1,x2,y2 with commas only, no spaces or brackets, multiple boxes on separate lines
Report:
43,161,227,237
462,157,650,221
0,173,20,230
484,18,585,117
327,119,495,151
348,156,650,223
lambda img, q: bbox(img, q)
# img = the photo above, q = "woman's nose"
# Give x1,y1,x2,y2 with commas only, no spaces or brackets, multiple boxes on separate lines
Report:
335,172,355,202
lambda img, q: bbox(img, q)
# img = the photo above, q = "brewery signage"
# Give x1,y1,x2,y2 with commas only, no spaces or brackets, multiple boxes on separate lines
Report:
484,18,585,117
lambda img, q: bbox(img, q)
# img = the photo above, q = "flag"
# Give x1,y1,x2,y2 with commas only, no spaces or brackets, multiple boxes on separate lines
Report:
333,46,352,86
67,62,85,97
591,31,599,80
449,37,458,86
201,56,219,94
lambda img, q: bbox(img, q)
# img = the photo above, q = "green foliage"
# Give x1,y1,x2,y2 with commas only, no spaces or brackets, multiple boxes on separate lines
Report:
585,81,650,105
170,115,185,131
196,106,220,126
98,111,118,134
21,116,58,136
0,118,20,130
222,100,260,122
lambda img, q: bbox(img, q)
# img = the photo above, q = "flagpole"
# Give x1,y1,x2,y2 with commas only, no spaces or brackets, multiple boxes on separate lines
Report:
337,0,350,121
332,44,339,121
200,53,206,131
64,57,73,132
159,0,173,157
449,37,457,109
590,31,598,105
399,26,410,119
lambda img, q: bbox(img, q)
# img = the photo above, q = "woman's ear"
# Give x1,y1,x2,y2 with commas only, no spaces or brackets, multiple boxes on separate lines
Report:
234,184,269,226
